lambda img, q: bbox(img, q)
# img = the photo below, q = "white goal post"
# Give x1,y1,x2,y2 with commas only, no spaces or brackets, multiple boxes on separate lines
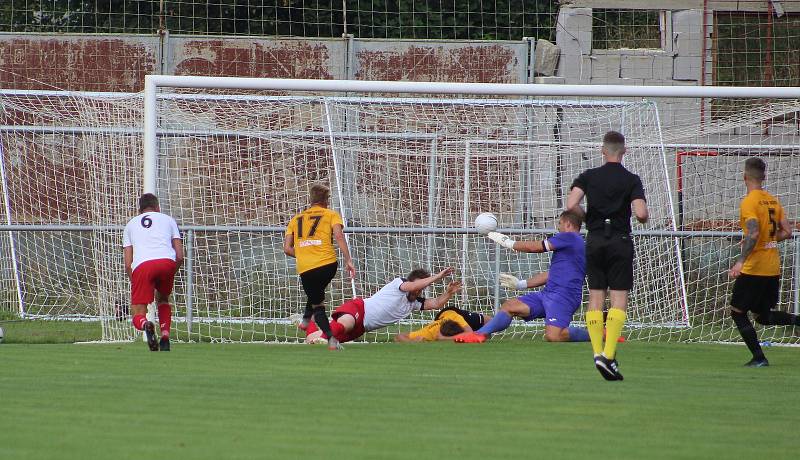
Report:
2,77,800,345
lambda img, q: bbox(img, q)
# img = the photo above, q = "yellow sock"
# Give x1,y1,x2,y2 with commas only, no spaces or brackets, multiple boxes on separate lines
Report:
585,310,604,355
603,307,627,359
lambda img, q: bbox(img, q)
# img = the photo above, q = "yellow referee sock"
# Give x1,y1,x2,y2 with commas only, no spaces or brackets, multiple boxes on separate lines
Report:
603,307,627,359
585,310,605,356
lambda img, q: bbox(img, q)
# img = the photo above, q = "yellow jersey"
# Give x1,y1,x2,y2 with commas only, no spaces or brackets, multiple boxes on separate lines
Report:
739,189,785,276
286,205,344,274
407,310,470,341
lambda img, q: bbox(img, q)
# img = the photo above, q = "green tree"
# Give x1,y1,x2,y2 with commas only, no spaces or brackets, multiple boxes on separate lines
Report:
0,0,559,40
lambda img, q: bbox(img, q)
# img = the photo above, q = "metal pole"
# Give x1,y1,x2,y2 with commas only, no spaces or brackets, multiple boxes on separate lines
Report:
461,142,472,303
426,138,438,269
143,76,158,193
185,229,194,338
494,244,501,310
0,138,25,317
653,102,690,325
341,0,348,36
145,74,800,99
324,100,357,297
794,234,799,315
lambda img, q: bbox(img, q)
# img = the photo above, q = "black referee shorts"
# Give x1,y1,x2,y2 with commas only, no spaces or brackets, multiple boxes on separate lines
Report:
436,306,486,331
299,262,338,305
586,233,634,291
730,274,779,314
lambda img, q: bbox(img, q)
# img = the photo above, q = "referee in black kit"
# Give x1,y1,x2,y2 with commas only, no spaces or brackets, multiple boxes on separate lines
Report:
566,131,649,381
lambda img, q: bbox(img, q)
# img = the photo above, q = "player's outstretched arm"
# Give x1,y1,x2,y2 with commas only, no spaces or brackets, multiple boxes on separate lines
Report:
526,272,548,288
487,232,546,253
422,281,462,310
499,273,526,289
332,224,356,278
499,272,548,290
400,267,454,293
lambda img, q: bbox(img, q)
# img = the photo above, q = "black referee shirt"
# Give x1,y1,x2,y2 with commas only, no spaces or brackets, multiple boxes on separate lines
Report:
571,162,646,234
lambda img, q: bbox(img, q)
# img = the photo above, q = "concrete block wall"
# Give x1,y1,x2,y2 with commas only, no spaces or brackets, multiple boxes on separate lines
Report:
556,7,706,86
672,9,704,57
556,7,593,83
555,6,710,140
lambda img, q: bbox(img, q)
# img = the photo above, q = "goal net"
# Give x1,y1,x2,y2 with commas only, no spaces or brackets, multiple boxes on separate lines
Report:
0,92,142,341
1,80,798,345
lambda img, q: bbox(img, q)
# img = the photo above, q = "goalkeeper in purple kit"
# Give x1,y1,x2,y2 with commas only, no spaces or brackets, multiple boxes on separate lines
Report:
456,210,591,343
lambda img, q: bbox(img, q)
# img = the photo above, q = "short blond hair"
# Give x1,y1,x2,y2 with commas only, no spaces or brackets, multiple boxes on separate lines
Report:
309,183,330,205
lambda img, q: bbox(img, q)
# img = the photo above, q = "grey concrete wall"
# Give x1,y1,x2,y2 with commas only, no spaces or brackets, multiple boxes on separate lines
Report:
166,36,346,80
0,34,530,91
554,6,707,144
555,7,707,87
0,34,160,92
352,40,527,83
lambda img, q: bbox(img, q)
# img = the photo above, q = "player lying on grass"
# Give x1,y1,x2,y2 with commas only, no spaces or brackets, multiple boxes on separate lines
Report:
394,306,491,342
303,267,461,346
456,210,594,343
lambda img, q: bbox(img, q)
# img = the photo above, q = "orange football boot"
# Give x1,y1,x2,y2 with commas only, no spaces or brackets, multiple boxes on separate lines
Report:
454,332,488,343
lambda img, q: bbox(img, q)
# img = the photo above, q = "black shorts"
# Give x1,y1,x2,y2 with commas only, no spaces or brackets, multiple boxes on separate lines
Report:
299,262,338,305
585,233,634,291
730,274,779,314
436,306,485,331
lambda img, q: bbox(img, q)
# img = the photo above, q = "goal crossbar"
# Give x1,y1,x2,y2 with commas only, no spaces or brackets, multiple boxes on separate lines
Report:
144,75,800,98
142,75,800,193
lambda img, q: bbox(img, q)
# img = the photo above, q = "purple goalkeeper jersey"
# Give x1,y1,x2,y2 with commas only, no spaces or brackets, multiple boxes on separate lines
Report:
541,231,586,301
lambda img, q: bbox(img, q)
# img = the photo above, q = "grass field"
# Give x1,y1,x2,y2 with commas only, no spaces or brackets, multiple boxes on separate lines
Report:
1,337,797,460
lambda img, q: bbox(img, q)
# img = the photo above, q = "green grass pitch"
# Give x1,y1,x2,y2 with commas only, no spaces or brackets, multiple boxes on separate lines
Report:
1,339,798,459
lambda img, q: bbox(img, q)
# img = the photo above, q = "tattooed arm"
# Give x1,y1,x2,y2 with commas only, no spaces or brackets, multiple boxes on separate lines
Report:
729,218,759,278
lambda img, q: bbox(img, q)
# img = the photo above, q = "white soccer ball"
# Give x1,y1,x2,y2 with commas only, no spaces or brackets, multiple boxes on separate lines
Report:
474,212,498,235
0,326,4,343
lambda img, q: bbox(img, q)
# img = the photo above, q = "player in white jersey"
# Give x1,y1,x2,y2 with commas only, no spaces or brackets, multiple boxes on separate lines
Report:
123,193,183,351
303,267,461,344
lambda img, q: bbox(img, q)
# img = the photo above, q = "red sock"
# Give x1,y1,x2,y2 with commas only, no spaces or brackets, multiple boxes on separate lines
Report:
329,321,345,341
132,314,147,331
157,304,172,338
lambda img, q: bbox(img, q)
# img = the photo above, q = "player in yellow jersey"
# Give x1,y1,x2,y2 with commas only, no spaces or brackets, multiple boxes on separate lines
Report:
394,307,490,342
729,158,797,367
284,183,356,350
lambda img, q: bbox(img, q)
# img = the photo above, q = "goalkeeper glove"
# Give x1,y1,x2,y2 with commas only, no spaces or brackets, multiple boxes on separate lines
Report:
487,231,516,250
499,273,528,290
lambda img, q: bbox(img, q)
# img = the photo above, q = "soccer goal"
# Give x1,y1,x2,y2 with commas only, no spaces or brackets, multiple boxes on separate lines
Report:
1,78,799,345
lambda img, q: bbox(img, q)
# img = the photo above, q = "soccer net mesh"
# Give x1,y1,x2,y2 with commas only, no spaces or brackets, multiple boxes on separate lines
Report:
1,86,799,345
